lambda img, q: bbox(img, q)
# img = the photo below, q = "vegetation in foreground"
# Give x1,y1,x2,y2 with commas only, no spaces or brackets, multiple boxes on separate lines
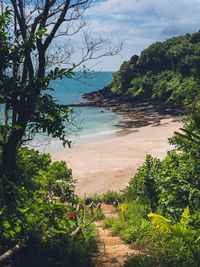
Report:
103,201,200,266
0,147,99,266
1,4,200,266
0,2,118,266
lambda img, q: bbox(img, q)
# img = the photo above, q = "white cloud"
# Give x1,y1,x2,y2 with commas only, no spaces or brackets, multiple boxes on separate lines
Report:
82,0,200,70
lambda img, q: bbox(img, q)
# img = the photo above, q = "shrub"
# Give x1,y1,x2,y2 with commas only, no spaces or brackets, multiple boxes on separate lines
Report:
125,254,159,267
101,190,123,204
123,155,160,211
0,148,97,266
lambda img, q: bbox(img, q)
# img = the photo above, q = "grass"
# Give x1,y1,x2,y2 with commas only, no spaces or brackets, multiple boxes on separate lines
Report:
101,199,200,266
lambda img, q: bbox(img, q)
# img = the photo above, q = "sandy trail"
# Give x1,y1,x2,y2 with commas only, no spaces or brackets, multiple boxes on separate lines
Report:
92,203,140,267
51,117,181,197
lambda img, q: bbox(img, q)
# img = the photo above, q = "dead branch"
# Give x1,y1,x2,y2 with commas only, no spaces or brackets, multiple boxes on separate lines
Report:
82,217,96,230
70,217,96,237
87,201,94,216
0,215,96,261
70,226,82,237
76,203,84,216
0,244,21,265
96,202,101,211
76,203,82,212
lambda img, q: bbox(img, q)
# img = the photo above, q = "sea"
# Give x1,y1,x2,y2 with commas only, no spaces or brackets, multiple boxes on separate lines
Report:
30,72,124,152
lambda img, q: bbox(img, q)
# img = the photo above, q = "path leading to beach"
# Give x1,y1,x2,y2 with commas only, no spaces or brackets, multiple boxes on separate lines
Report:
51,117,181,197
92,203,140,266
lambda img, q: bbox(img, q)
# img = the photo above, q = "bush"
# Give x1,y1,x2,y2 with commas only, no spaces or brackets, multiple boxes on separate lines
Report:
0,148,97,266
124,155,160,212
125,255,159,267
101,190,123,204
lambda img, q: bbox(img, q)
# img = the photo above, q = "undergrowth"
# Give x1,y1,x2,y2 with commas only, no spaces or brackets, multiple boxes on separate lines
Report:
103,201,200,266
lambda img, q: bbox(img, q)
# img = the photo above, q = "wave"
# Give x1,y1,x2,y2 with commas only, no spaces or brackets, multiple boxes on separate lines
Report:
28,129,117,154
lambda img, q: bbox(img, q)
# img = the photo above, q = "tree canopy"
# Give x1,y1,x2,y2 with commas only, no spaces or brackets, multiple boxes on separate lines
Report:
106,30,200,107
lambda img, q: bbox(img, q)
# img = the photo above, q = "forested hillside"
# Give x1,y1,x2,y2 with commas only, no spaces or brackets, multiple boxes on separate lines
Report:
106,31,200,106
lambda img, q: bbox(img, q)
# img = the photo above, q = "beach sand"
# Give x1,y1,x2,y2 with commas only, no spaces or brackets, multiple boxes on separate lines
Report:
51,117,182,198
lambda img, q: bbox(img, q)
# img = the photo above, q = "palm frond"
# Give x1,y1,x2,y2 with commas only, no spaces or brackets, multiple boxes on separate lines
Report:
148,213,171,231
195,235,200,244
168,224,189,237
180,206,190,226
174,128,200,145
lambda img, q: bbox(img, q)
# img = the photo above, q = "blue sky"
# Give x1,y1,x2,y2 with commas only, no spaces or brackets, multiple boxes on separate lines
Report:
83,0,200,71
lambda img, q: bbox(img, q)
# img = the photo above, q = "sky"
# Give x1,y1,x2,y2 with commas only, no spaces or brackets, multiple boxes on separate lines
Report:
82,0,200,71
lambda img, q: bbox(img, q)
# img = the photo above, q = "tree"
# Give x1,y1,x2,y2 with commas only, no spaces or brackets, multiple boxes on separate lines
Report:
0,1,121,190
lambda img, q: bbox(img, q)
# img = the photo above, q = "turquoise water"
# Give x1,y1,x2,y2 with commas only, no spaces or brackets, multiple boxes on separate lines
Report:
50,72,113,105
49,72,123,136
32,72,124,147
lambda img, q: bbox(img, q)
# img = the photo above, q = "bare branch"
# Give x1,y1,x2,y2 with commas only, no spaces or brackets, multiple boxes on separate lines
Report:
70,217,96,237
0,244,21,265
43,0,71,51
69,0,91,9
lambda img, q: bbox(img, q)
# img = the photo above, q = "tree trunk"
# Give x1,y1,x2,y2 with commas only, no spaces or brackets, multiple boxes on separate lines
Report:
2,139,18,178
1,132,22,204
1,108,30,204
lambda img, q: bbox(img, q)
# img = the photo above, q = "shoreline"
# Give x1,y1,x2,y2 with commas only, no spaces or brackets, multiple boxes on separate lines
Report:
51,116,182,197
82,89,185,129
51,91,184,197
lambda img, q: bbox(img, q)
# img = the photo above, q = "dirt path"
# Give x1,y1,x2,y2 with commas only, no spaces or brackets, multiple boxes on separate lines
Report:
92,203,140,266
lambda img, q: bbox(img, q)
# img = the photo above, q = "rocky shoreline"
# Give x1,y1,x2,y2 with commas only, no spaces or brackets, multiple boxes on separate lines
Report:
81,88,185,129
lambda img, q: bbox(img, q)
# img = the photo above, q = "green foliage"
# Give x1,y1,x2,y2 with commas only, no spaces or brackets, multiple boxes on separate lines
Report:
104,200,200,266
0,148,97,266
148,207,200,264
113,46,200,264
157,150,200,218
15,224,97,267
103,217,115,229
123,155,160,211
38,161,77,203
101,191,123,204
120,96,200,265
106,31,200,106
125,255,159,267
87,193,102,203
103,201,151,244
16,147,51,182
124,147,200,219
0,8,76,186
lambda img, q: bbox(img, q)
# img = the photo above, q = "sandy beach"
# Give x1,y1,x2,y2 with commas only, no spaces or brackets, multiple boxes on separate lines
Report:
51,116,182,197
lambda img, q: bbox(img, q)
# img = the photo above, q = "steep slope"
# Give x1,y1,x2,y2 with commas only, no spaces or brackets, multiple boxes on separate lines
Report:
92,204,140,266
105,31,200,107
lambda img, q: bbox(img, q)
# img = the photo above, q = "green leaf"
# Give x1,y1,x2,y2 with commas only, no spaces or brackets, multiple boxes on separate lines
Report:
3,232,10,238
168,224,189,237
53,229,66,234
14,226,21,233
148,213,171,231
195,235,200,243
13,125,22,130
3,221,11,229
17,207,30,213
181,206,190,220
48,227,55,233
9,230,15,238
